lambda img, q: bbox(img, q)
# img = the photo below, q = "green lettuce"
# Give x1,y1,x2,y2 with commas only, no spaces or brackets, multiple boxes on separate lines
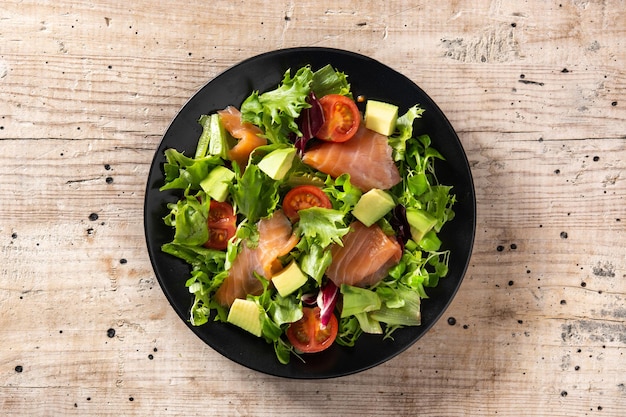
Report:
163,189,209,246
297,207,350,248
240,66,313,144
388,104,425,162
310,64,351,97
230,164,280,224
324,174,362,215
160,149,223,191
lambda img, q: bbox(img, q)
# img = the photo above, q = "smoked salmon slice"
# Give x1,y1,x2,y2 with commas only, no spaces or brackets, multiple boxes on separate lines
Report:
302,125,401,192
214,210,299,307
217,106,267,169
326,221,402,288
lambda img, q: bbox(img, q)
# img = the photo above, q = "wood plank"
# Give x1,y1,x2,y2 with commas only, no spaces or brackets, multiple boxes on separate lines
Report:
1,0,625,415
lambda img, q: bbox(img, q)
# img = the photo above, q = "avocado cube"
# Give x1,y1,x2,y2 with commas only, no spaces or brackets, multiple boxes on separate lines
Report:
227,298,263,337
365,100,399,136
352,188,396,227
258,147,297,180
200,165,235,202
271,260,308,297
405,208,438,242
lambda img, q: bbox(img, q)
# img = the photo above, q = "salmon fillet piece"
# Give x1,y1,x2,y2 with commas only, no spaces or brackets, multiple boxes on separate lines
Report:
326,221,402,288
302,125,401,192
214,210,299,306
218,106,267,169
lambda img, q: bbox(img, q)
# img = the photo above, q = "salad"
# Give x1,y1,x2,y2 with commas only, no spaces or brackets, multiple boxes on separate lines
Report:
159,64,456,364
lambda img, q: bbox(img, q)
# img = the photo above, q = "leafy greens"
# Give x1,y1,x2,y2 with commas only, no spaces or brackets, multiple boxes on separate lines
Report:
158,64,456,363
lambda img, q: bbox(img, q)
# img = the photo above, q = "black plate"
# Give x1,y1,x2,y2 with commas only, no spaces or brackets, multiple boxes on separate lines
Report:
144,47,476,379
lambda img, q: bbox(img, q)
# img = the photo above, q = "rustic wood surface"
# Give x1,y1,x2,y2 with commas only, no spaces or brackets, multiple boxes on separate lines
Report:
1,1,625,416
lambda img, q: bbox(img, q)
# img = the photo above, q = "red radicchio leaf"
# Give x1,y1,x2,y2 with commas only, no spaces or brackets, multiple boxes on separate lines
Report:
389,204,410,252
294,92,324,154
301,292,317,306
316,279,339,327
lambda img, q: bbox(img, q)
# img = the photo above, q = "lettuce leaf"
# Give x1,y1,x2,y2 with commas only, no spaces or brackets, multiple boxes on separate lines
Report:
310,64,351,97
230,164,279,224
297,207,350,248
388,104,425,162
298,242,332,285
240,66,313,144
324,173,362,215
160,148,223,191
163,189,209,246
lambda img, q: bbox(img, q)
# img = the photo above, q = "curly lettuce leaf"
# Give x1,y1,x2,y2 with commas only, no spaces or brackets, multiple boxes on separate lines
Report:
297,207,350,248
230,164,280,224
163,190,209,246
388,104,426,162
323,173,362,215
240,66,313,144
298,242,332,285
160,148,223,191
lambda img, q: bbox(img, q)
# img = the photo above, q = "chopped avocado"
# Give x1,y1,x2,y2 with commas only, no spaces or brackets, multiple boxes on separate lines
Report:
257,147,297,180
195,114,234,159
271,260,308,297
352,188,396,227
227,298,262,337
200,165,235,202
364,100,399,136
405,208,437,242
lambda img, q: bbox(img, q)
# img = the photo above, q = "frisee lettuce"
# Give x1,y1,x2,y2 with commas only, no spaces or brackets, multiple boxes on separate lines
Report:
230,163,280,224
297,207,350,248
241,66,313,144
160,149,223,191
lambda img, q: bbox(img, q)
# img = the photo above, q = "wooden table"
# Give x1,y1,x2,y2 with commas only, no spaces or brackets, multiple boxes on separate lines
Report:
2,1,625,415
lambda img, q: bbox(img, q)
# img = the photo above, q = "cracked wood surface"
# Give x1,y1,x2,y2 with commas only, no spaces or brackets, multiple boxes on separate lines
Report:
1,1,625,416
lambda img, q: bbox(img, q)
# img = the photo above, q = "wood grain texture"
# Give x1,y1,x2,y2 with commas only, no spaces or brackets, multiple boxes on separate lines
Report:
1,0,625,416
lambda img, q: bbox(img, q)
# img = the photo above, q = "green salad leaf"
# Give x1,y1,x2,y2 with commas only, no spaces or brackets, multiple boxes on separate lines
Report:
310,64,351,97
163,189,209,246
297,207,350,248
230,164,280,224
240,66,313,144
160,149,223,191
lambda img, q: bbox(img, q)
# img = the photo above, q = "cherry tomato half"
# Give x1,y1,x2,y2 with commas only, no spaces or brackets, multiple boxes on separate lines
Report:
286,307,338,353
315,94,361,142
282,185,332,222
203,200,236,250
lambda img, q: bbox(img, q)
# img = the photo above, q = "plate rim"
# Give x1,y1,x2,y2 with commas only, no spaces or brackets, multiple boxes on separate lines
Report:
144,46,476,379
